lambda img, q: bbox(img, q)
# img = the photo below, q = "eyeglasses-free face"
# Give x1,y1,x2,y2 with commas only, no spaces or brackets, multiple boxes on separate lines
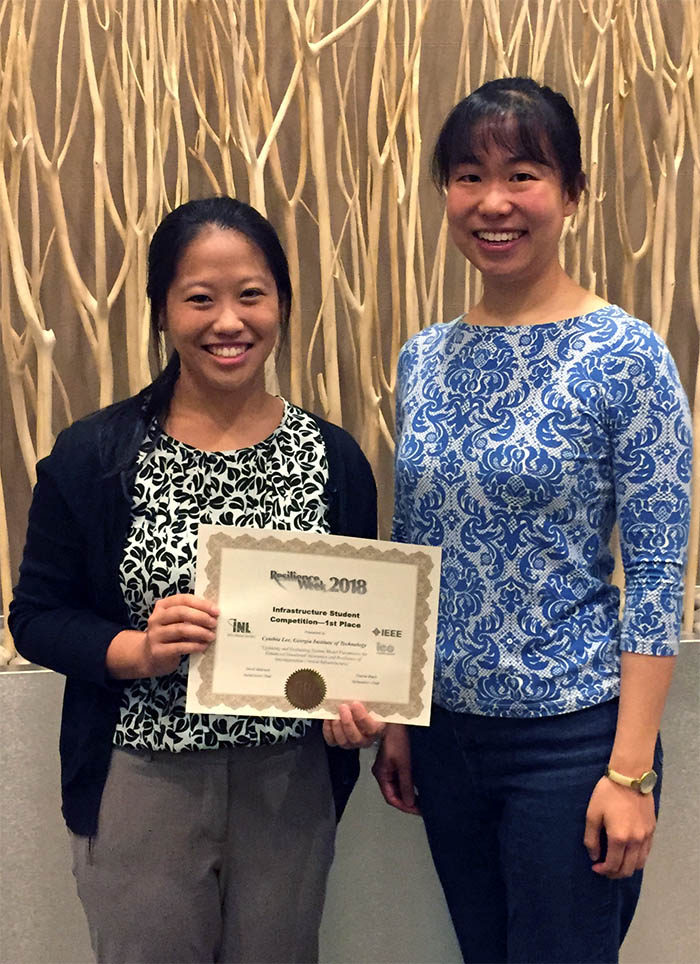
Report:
445,140,579,291
162,226,281,404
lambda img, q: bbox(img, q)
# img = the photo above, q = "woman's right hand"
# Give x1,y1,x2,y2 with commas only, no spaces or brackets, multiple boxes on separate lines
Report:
372,723,420,814
107,594,219,679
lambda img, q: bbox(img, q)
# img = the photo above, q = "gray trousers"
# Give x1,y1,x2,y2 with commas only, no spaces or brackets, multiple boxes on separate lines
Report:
70,730,336,964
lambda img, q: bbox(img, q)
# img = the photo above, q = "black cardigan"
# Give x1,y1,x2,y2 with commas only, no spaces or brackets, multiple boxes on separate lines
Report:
10,376,377,835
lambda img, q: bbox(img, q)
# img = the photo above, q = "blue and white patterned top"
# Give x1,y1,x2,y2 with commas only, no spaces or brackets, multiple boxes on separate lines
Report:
393,305,692,717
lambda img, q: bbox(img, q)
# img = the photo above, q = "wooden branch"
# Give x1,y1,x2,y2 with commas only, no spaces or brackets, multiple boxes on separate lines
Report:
683,31,700,628
309,0,381,54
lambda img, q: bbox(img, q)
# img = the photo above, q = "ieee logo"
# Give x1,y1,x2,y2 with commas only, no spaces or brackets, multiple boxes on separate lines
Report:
227,618,252,635
373,627,398,655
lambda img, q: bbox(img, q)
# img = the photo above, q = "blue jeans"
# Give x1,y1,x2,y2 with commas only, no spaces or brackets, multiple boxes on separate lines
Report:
410,700,662,964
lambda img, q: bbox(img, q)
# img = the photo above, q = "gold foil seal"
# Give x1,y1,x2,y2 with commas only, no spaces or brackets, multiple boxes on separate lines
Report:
285,669,326,710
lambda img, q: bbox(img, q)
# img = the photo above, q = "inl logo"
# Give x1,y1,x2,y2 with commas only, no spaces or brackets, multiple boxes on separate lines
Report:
228,618,251,634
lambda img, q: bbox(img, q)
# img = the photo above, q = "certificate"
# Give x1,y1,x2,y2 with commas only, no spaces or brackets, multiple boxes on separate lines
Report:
186,525,441,725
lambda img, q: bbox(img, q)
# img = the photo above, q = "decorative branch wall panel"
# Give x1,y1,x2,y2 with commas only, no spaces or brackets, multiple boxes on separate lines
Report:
1,0,698,655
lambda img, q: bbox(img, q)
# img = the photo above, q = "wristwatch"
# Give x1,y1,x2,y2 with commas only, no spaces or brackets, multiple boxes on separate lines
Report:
605,766,658,794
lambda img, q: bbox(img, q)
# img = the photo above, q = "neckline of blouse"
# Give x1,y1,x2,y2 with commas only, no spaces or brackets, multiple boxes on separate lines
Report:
457,303,618,332
155,398,289,458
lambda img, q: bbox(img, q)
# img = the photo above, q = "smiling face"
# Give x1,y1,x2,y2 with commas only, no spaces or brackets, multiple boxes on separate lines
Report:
445,126,579,289
162,226,280,403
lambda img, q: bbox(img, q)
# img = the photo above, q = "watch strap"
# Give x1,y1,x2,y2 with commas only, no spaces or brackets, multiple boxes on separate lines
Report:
605,766,656,794
605,766,636,789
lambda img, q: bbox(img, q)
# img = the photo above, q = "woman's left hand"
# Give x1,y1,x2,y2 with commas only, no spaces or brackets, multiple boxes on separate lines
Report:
584,777,656,879
322,701,386,749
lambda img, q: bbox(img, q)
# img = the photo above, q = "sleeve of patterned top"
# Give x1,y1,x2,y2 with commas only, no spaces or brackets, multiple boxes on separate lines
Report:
608,322,693,656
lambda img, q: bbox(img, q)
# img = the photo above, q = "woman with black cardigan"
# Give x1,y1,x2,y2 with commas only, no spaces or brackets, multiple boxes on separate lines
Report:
11,196,383,964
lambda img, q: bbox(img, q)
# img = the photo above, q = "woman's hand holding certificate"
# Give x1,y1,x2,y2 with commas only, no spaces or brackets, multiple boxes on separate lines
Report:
322,701,386,748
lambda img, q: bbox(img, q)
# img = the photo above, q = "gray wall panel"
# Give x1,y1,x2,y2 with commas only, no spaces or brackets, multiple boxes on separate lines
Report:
1,668,92,964
2,643,698,964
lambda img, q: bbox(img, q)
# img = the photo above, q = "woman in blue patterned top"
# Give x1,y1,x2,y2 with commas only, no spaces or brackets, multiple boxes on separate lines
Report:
373,78,692,963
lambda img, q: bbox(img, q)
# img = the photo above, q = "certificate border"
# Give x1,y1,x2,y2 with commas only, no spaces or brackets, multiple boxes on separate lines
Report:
194,531,437,721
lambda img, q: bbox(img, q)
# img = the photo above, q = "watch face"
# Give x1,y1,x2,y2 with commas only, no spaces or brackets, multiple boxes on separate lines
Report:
639,770,658,794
